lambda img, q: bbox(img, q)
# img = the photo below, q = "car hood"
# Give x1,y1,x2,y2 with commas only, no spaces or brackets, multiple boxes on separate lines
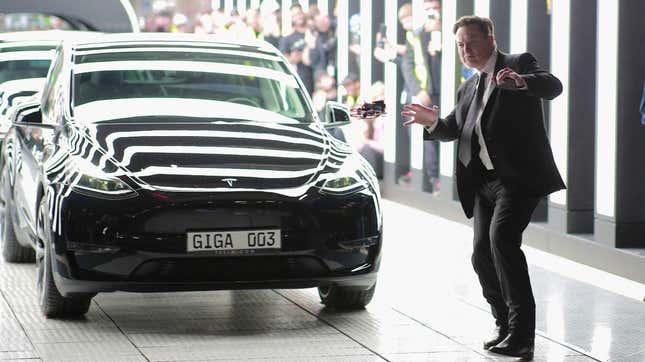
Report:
74,118,352,194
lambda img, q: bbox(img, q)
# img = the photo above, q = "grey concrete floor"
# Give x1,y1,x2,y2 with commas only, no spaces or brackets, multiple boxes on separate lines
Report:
0,199,643,361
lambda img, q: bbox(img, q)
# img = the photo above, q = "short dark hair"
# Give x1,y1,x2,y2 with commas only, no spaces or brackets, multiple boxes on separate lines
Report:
452,16,494,37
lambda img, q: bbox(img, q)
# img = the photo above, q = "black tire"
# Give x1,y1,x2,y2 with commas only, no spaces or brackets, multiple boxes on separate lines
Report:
318,283,376,310
1,198,35,263
36,198,92,318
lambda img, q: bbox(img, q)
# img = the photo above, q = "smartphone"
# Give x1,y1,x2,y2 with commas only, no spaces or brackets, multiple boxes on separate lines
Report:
377,23,387,48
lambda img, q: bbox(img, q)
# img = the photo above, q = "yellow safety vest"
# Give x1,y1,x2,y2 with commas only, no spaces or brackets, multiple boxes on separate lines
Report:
345,95,357,108
406,31,428,92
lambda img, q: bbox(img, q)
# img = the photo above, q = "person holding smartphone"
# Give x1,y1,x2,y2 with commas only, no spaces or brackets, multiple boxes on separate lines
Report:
402,16,564,360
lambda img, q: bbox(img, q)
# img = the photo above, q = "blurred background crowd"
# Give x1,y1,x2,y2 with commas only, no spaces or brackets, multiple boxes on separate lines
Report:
1,0,444,192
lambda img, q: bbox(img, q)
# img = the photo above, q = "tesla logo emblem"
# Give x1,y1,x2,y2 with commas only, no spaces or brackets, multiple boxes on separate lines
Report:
221,178,237,187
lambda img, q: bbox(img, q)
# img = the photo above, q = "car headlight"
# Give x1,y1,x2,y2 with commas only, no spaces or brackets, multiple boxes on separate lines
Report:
70,158,137,199
76,174,131,193
318,155,370,195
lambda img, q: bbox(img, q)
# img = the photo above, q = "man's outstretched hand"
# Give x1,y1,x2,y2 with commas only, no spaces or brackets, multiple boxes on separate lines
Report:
401,103,439,127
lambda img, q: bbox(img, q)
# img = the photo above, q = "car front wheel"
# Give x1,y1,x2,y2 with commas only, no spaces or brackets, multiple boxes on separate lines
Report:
36,197,92,318
318,283,376,310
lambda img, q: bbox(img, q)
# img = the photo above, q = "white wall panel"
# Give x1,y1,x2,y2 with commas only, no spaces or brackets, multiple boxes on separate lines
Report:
474,0,490,18
318,0,329,15
595,0,619,217
384,0,398,164
510,0,527,53
282,0,293,36
549,0,570,205
410,0,424,170
360,0,372,103
439,0,456,177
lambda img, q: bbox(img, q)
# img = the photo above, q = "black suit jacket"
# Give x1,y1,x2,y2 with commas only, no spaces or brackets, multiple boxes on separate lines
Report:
425,51,566,218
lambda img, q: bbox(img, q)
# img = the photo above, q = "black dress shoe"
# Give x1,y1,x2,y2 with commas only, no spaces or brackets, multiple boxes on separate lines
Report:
483,326,508,350
488,334,535,360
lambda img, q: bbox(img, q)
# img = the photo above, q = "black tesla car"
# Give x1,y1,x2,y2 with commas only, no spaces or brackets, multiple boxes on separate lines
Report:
0,34,382,318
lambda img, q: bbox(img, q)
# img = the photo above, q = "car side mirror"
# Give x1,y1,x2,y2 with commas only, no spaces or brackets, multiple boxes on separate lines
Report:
323,101,351,128
11,102,54,129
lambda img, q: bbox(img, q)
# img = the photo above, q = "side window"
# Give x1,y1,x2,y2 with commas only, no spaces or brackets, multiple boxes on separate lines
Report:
41,48,64,117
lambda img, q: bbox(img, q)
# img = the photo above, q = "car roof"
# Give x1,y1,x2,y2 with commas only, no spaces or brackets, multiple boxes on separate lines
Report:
0,30,102,43
68,32,280,55
0,30,103,53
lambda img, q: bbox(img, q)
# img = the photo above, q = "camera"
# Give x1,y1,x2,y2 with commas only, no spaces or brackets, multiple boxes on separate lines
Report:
351,100,386,119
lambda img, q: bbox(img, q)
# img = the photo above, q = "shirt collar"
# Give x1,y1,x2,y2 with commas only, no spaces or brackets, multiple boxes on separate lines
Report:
475,47,498,76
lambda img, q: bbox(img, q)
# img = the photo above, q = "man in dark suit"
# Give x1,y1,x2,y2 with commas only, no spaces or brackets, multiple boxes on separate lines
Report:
402,16,564,360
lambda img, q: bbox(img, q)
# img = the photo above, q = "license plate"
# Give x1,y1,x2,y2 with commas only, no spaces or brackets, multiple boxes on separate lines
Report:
187,229,281,253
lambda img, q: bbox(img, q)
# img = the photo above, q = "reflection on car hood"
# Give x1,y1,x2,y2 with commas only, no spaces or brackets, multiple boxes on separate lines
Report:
73,98,302,125
76,119,352,194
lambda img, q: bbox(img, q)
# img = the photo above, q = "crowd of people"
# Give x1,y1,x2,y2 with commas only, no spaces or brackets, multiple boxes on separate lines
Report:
144,3,336,95
2,0,445,190
374,0,443,192
144,1,445,192
2,1,445,190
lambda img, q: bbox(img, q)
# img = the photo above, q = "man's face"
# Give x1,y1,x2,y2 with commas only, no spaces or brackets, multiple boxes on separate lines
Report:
424,1,441,31
456,24,494,70
344,81,359,96
399,15,413,31
292,11,306,27
315,14,331,32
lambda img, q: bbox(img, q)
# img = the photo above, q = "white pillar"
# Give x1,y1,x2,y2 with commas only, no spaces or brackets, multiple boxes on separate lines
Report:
359,0,372,103
509,0,528,53
336,0,349,99
237,0,247,15
250,0,261,10
474,0,490,18
595,0,619,218
410,0,424,170
439,0,456,178
282,0,293,35
300,1,309,13
317,0,329,15
549,0,571,206
224,0,234,15
384,0,398,164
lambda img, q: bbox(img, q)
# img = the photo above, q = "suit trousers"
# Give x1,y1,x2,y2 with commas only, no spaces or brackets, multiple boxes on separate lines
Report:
470,165,539,339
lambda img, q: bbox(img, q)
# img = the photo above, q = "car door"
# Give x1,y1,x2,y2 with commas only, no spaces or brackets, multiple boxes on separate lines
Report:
11,50,64,244
12,119,51,241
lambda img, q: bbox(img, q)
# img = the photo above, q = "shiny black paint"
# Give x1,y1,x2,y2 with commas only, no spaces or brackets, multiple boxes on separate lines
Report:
0,41,383,297
2,117,382,296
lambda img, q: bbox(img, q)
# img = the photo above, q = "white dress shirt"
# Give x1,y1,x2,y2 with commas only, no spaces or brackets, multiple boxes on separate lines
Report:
472,50,498,171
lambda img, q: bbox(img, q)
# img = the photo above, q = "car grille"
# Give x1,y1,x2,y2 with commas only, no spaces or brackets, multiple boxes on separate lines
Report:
128,256,329,282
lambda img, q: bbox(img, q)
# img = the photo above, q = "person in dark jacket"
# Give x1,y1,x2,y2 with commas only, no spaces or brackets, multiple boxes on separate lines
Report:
279,10,325,95
402,16,564,360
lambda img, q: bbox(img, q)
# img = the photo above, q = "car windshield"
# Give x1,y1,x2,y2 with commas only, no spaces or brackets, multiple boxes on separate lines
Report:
0,59,51,83
72,49,314,123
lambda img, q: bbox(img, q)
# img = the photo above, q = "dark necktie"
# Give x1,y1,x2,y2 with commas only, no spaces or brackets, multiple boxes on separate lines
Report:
458,72,488,167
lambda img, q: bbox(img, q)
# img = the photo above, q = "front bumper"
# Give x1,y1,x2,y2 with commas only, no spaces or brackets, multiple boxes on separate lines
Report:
51,188,382,296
